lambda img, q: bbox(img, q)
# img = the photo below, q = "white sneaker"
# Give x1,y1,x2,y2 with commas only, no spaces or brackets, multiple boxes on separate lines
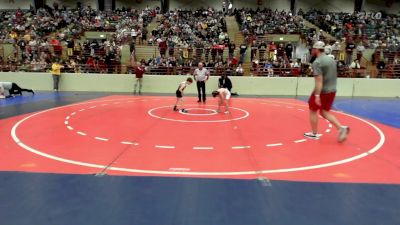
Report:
304,132,320,140
338,126,350,143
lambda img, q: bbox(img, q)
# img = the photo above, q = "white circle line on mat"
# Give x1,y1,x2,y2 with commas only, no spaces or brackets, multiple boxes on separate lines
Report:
266,143,283,147
76,131,87,136
95,137,109,141
10,98,385,176
193,147,214,150
121,141,139,146
148,105,250,123
155,145,176,149
232,146,251,149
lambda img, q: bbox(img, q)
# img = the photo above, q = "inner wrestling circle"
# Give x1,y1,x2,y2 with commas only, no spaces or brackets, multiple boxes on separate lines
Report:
178,108,218,116
148,105,250,123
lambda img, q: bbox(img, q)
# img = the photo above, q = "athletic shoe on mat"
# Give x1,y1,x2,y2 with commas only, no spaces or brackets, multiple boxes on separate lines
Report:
338,126,350,143
304,132,320,140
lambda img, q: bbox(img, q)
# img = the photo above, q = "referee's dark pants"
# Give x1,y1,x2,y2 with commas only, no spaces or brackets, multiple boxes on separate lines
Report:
197,81,206,102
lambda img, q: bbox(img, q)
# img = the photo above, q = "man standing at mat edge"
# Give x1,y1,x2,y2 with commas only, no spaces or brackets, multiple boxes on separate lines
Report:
133,62,146,95
51,59,64,92
193,62,210,103
304,41,350,142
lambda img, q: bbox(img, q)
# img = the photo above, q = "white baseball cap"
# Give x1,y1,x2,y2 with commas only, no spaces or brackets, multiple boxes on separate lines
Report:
313,41,325,49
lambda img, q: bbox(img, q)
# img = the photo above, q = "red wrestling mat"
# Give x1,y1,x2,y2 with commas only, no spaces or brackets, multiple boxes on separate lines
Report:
1,95,399,184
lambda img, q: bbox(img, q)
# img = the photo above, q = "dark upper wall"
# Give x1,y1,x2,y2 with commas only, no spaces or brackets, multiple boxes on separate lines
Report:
0,0,398,14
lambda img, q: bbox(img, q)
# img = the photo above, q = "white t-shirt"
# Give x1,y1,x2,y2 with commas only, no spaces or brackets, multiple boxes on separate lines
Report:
332,43,341,51
131,29,138,37
0,82,13,90
219,88,231,100
325,44,333,55
350,61,361,69
356,45,365,52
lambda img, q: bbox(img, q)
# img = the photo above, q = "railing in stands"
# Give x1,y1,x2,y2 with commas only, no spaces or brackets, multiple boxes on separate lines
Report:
0,64,399,78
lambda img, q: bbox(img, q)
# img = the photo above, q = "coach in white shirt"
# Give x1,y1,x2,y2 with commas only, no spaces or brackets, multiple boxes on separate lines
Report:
193,62,210,103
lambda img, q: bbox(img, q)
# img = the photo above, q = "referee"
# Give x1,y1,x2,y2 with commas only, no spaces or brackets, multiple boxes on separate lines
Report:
193,62,210,103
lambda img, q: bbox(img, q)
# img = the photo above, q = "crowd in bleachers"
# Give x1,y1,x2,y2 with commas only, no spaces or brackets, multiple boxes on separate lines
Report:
149,9,228,48
0,4,157,73
1,8,68,43
136,8,313,76
235,8,306,37
301,9,400,77
126,8,237,76
302,10,399,43
114,7,155,45
0,5,399,78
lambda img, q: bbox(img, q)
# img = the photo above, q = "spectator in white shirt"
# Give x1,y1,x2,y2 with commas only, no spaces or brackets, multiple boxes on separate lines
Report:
290,59,301,68
325,43,333,55
349,59,361,69
356,43,365,60
332,41,341,59
131,28,138,43
235,64,244,76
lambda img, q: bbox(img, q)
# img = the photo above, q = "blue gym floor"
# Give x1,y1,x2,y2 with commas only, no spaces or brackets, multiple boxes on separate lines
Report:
1,92,399,225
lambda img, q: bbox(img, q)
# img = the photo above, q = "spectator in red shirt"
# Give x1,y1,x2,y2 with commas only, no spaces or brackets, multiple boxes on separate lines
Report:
51,38,62,56
98,58,107,73
15,9,23,19
158,39,167,57
134,62,146,95
217,43,225,58
269,41,277,60
231,57,238,66
86,57,96,73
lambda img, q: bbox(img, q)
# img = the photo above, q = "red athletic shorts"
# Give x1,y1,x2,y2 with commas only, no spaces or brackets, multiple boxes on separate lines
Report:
308,92,336,112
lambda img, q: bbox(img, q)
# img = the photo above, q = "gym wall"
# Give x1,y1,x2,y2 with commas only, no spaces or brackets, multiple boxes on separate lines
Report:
1,73,399,98
0,0,33,9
